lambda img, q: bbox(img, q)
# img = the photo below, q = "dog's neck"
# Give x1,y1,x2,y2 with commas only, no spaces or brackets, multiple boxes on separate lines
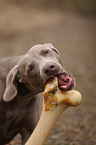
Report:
15,89,42,109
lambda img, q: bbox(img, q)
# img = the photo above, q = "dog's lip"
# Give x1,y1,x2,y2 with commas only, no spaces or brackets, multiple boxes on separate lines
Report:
57,72,75,91
44,72,75,91
44,75,55,84
44,72,61,84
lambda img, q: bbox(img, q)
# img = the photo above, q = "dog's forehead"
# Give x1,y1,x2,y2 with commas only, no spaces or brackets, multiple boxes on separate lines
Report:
27,43,59,54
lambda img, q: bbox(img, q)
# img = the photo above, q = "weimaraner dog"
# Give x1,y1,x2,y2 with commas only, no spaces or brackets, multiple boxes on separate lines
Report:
0,43,75,144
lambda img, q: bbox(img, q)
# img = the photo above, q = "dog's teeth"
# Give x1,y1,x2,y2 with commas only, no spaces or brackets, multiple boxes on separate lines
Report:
59,86,67,89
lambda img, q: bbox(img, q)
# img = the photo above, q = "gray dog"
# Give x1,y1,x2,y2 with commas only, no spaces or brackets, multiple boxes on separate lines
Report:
0,43,75,144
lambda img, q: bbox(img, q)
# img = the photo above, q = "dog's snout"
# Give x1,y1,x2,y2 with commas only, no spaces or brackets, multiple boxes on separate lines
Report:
43,63,59,76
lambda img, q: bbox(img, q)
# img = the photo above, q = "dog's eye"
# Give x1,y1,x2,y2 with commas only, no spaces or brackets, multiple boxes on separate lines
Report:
28,66,33,71
40,50,50,56
27,65,34,73
44,50,49,54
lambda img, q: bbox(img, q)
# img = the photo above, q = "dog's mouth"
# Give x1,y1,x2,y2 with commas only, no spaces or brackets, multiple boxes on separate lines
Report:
57,72,75,91
45,72,75,91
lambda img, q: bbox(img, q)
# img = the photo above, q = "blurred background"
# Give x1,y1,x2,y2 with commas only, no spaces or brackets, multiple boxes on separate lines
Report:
0,0,96,144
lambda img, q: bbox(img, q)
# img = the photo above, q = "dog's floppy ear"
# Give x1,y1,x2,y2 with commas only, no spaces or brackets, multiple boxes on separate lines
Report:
3,65,20,102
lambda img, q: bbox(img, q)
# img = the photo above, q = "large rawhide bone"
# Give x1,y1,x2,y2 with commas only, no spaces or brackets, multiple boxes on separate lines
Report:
25,77,82,145
43,77,82,110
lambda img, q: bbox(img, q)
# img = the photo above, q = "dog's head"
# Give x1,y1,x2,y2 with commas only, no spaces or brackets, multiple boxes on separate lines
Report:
3,43,75,102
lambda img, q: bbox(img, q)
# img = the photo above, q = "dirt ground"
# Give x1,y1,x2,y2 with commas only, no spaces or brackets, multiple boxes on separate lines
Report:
0,1,96,145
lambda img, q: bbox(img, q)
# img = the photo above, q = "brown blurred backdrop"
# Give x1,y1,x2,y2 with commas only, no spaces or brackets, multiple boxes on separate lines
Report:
0,0,96,145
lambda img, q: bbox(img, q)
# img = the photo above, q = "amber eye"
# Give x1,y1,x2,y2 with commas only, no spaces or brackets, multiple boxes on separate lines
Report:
44,50,49,54
40,49,50,56
27,65,34,73
28,66,33,71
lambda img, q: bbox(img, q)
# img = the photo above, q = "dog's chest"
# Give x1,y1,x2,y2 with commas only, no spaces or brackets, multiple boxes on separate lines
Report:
0,103,27,143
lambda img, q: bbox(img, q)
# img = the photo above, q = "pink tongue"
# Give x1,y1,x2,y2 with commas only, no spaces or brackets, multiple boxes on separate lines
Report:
58,73,74,91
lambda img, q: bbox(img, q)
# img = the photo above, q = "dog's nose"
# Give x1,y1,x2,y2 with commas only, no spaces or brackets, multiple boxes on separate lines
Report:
43,63,58,76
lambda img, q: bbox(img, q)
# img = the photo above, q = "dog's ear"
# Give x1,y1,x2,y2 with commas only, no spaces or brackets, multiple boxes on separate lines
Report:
3,66,21,102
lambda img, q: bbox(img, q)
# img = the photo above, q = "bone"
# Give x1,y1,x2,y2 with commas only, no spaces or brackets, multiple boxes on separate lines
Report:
43,77,82,110
25,77,82,145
